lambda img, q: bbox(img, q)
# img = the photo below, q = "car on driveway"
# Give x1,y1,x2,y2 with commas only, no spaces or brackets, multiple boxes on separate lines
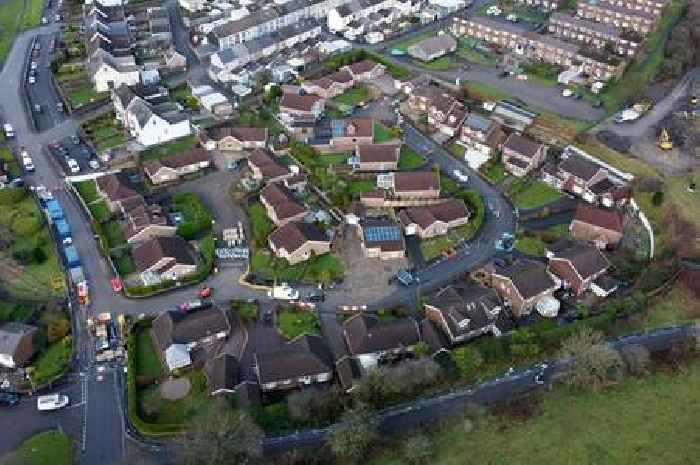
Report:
37,394,69,411
65,157,80,174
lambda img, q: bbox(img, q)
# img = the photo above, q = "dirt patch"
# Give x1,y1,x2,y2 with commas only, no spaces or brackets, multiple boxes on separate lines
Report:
491,395,542,430
650,340,697,375
160,377,191,401
596,130,631,153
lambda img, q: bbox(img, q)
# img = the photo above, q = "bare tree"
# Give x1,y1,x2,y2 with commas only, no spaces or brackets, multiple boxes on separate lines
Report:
327,403,377,464
182,405,263,465
559,327,623,391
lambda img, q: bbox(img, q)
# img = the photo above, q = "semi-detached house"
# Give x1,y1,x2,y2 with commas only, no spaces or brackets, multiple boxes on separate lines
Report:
255,335,334,391
268,222,331,265
343,314,421,371
547,241,611,296
132,235,197,284
142,149,211,185
502,133,546,177
398,199,470,239
259,183,308,226
489,260,561,318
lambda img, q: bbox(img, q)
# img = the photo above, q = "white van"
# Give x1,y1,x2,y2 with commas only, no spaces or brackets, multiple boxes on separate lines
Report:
37,394,69,411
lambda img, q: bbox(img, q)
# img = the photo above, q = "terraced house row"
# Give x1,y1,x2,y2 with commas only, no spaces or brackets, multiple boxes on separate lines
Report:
452,16,626,80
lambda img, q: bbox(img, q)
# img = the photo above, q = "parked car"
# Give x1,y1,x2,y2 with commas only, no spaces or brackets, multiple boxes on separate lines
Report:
65,157,80,174
33,104,42,113
453,169,469,183
88,158,100,169
110,278,123,293
41,16,48,24
0,392,20,407
308,291,325,302
71,135,80,145
37,394,69,411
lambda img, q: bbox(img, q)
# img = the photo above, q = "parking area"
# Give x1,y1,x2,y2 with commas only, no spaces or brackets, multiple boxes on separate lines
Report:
47,135,102,175
27,33,67,132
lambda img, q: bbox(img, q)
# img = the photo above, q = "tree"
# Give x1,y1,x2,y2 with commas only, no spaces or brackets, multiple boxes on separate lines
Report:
402,433,433,465
620,343,651,377
413,341,431,358
328,403,377,464
559,327,623,391
287,386,345,425
451,346,483,378
510,329,542,359
182,406,263,465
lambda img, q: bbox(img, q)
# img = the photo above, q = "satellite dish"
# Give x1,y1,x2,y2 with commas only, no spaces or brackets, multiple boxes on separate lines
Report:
536,296,560,318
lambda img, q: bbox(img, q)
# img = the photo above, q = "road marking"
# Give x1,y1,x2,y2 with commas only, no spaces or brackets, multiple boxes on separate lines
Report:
81,374,88,452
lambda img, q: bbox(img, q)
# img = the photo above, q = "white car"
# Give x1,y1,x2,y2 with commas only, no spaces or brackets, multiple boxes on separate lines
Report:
30,61,37,70
506,13,518,22
41,16,48,24
453,169,469,183
88,159,100,170
486,6,502,15
66,157,80,174
562,88,574,97
22,156,35,172
28,76,36,84
37,394,69,411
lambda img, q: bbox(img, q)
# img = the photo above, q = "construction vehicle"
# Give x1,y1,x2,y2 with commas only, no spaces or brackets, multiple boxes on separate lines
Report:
659,128,673,150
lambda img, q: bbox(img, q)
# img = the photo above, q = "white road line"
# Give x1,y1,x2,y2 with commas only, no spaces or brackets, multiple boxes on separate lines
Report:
81,375,88,452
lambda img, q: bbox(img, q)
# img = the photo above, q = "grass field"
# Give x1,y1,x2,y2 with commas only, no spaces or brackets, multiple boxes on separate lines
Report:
373,122,400,143
481,162,506,184
414,56,457,71
420,224,475,261
30,337,72,385
376,362,700,465
16,430,72,465
456,37,498,66
139,371,209,426
248,202,273,247
133,325,162,378
0,0,44,66
514,235,547,256
250,250,344,284
391,31,436,52
0,146,20,177
140,136,199,162
398,145,425,170
276,307,321,339
81,111,126,152
509,179,563,209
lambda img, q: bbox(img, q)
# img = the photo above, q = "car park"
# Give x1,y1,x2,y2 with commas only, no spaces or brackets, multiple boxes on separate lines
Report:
37,394,69,411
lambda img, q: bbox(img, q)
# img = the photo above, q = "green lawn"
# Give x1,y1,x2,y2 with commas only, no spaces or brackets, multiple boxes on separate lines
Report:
138,371,209,426
170,83,199,110
171,192,213,240
103,220,126,248
16,430,72,465
420,224,475,261
347,179,376,196
398,145,425,170
391,31,436,52
373,122,400,143
481,162,507,184
447,143,466,159
250,250,344,284
0,147,20,177
81,111,126,152
66,85,108,109
0,0,25,65
21,0,46,28
0,301,35,322
75,180,100,203
140,136,199,162
248,202,273,248
276,307,321,339
440,175,460,196
523,62,562,87
30,337,72,385
134,325,164,380
463,80,511,102
514,235,548,256
333,85,371,107
317,152,350,166
456,38,498,66
414,56,457,71
113,251,136,276
375,362,700,465
509,179,563,209
88,200,111,223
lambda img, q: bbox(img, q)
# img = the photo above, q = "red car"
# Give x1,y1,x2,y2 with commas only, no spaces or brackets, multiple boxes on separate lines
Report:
110,278,123,293
198,287,213,298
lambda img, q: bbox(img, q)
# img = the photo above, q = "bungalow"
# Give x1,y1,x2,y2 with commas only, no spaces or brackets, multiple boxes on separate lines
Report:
342,59,386,82
407,34,457,62
259,183,308,226
358,217,406,259
398,199,470,239
502,134,547,177
547,241,611,296
343,314,421,371
122,200,176,244
424,284,511,345
255,334,334,391
152,307,231,371
142,149,211,185
268,222,331,265
201,126,268,151
0,323,37,368
96,173,142,213
393,171,440,199
570,203,625,248
132,235,197,284
355,144,400,171
489,260,561,317
247,149,292,182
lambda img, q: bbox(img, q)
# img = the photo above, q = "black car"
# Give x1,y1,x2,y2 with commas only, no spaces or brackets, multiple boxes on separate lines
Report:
308,292,325,303
0,392,20,407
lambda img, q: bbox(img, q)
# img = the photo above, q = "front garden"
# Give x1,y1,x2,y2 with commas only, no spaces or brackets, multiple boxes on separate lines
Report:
81,111,126,153
507,178,563,210
276,306,321,340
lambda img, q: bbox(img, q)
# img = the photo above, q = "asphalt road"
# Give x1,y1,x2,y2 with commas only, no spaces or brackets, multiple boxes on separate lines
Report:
26,32,67,132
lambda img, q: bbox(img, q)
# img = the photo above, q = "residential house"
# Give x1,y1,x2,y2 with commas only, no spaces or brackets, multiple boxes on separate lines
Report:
310,118,374,151
247,149,292,182
123,98,192,147
514,0,558,9
502,133,546,177
577,0,658,35
268,222,331,265
570,203,625,248
0,323,37,368
547,241,611,296
205,353,242,396
343,314,421,371
161,47,187,74
151,307,231,371
355,144,400,171
459,114,506,169
302,69,355,99
132,235,197,284
398,199,470,238
88,50,141,92
358,217,406,259
96,173,142,213
201,126,268,151
393,171,440,199
407,34,457,61
111,83,169,124
424,284,511,345
342,59,386,82
122,200,176,244
255,334,334,391
541,145,632,207
142,149,211,185
259,183,308,226
489,260,561,317
278,91,325,135
408,85,467,136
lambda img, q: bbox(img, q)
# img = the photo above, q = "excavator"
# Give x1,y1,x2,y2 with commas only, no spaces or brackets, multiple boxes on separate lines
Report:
659,128,673,150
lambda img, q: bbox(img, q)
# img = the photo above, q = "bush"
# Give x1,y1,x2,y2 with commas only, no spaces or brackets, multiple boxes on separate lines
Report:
286,386,346,426
559,327,624,391
651,191,664,206
171,193,213,240
451,346,484,378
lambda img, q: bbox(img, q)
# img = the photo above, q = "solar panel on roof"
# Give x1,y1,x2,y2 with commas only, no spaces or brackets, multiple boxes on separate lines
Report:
365,225,401,243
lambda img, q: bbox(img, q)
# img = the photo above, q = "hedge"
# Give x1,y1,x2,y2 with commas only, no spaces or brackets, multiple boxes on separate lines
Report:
171,192,213,240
